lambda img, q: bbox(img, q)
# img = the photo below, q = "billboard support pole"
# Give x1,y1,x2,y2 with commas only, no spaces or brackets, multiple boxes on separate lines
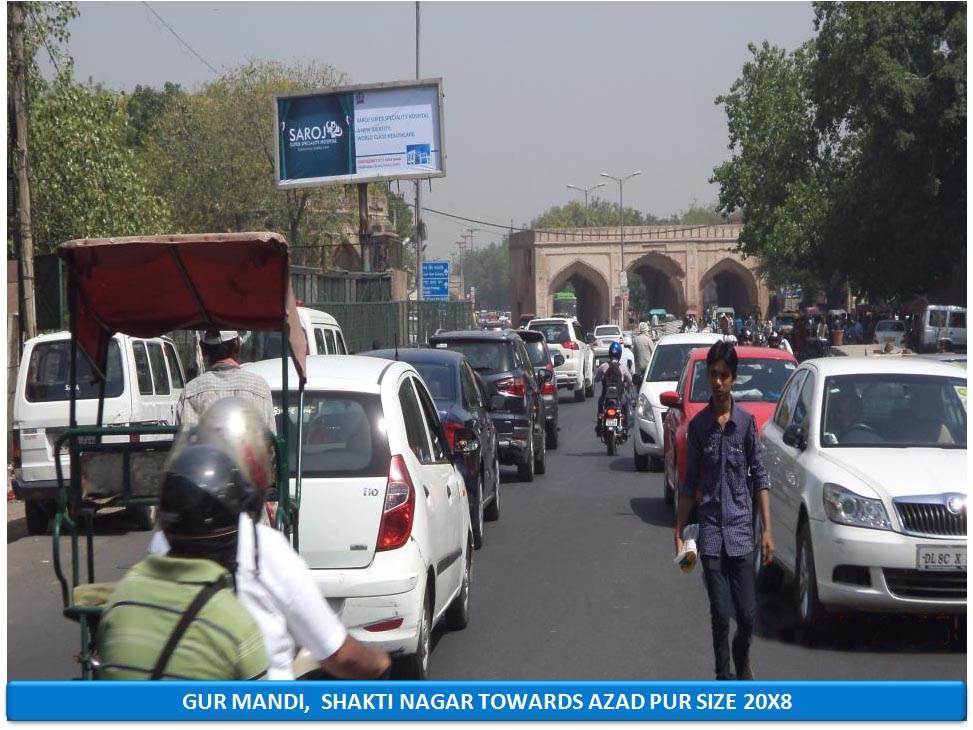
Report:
358,182,371,273
414,1,422,301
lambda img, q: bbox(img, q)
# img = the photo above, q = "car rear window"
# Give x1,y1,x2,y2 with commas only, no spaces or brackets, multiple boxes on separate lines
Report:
528,321,570,345
523,340,548,367
272,391,389,478
647,343,710,382
25,339,124,402
690,358,797,403
594,326,621,338
431,340,513,374
412,362,456,401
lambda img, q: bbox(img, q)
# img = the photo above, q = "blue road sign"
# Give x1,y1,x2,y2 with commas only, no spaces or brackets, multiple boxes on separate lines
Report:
422,260,450,301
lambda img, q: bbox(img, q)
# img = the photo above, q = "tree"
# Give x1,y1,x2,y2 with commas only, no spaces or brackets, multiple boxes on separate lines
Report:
532,198,661,228
28,75,172,250
124,82,185,149
456,239,510,310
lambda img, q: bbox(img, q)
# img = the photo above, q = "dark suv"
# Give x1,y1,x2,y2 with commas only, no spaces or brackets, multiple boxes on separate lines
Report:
428,329,546,481
516,329,563,450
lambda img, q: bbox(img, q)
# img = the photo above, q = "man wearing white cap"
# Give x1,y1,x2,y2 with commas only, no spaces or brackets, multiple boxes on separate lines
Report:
177,329,276,433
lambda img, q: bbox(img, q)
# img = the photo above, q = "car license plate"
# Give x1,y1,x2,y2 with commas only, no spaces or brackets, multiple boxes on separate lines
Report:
605,419,618,427
917,545,966,571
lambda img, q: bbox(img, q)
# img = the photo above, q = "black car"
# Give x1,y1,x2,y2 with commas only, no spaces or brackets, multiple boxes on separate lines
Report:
515,329,564,450
428,329,547,482
361,347,500,549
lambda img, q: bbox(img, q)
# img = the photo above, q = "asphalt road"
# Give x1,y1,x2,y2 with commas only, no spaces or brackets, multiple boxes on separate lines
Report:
6,391,965,680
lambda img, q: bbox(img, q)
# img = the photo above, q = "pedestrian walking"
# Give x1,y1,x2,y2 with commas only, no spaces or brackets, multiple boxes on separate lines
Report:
178,330,276,432
674,340,774,681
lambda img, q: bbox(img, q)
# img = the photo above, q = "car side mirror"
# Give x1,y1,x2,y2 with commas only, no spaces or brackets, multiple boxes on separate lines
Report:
783,423,806,450
659,390,682,409
537,368,553,383
552,353,565,367
488,394,505,412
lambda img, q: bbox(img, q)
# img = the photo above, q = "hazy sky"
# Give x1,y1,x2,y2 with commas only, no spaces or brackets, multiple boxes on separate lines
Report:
45,1,816,258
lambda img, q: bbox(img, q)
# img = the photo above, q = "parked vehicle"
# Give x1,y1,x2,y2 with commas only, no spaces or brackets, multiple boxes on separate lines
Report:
429,329,547,481
12,331,187,534
249,355,473,679
759,357,967,632
240,305,348,361
527,317,595,402
516,329,564,450
873,319,907,348
661,346,798,507
633,333,725,472
362,347,500,549
910,305,967,353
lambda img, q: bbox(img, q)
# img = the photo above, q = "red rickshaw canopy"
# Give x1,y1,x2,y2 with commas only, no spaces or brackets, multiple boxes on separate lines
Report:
57,232,308,382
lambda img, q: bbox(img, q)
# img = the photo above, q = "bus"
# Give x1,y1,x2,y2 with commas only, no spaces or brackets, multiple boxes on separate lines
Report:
553,291,578,318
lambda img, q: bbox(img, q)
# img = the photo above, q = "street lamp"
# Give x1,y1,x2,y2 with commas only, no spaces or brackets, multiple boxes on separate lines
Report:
600,170,642,325
566,182,606,225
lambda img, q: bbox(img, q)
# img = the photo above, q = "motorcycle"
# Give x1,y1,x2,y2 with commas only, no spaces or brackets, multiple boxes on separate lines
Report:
597,383,629,456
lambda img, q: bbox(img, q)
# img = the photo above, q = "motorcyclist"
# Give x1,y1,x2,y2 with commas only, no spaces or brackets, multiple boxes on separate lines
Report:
595,341,634,433
768,330,794,355
739,329,754,345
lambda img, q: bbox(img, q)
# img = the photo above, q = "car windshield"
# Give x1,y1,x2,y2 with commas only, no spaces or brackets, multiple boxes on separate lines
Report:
691,358,797,403
647,343,710,382
412,362,456,401
272,391,389,477
876,321,905,332
523,340,548,367
25,339,124,402
594,326,621,338
432,340,513,374
820,374,967,448
528,321,569,345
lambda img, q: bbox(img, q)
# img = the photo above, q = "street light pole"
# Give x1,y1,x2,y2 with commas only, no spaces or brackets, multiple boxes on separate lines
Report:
600,170,642,325
566,182,606,226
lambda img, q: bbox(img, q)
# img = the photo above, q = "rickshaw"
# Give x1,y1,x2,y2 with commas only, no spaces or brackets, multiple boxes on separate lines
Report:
50,232,308,678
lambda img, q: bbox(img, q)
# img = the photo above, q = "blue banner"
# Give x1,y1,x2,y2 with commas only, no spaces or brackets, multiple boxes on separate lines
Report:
6,681,965,721
423,260,450,301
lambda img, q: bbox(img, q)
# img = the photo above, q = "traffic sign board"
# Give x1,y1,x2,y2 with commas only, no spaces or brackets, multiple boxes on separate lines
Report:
422,260,450,301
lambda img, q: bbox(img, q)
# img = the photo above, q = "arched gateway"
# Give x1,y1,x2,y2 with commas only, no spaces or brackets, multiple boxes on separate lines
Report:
508,223,768,330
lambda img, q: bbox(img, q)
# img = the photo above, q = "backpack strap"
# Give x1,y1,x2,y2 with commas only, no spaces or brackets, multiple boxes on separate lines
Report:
149,581,222,680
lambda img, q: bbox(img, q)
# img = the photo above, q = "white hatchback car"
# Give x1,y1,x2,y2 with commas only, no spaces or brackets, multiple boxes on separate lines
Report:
759,357,967,630
247,355,473,679
632,333,724,471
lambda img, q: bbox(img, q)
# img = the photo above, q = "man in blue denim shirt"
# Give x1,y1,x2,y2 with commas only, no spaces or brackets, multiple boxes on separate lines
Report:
674,340,774,680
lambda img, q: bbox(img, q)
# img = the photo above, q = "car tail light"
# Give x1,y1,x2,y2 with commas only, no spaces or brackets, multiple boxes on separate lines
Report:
11,430,20,469
561,340,579,350
495,377,526,397
364,618,404,632
542,381,557,396
376,455,415,551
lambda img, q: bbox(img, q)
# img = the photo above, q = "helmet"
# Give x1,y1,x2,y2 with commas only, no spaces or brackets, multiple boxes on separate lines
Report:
608,341,623,360
740,329,753,343
182,397,276,493
159,443,253,552
768,331,781,347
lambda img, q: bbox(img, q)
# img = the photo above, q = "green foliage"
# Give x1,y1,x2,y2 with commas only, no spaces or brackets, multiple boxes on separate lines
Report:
124,82,185,149
712,3,966,302
29,76,172,250
7,2,78,95
532,198,661,228
456,239,510,310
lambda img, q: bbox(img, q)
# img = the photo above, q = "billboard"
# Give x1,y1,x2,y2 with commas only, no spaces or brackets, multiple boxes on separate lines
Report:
274,79,446,188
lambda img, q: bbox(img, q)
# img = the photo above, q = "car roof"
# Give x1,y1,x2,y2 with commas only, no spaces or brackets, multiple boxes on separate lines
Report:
514,329,546,343
527,317,574,324
686,345,798,361
297,306,338,326
799,356,968,378
361,347,466,366
656,332,726,346
24,330,169,346
430,329,520,342
244,354,407,393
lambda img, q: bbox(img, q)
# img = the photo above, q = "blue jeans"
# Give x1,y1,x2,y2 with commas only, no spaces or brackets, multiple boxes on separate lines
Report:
701,548,756,680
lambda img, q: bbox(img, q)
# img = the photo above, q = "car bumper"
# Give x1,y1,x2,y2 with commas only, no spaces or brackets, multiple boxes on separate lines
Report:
11,477,59,502
541,395,557,425
810,518,966,614
311,541,428,656
554,360,584,387
633,408,665,456
493,415,532,464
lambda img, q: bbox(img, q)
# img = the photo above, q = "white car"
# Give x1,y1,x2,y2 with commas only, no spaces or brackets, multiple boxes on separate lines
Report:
247,355,473,679
633,333,724,471
591,324,623,360
873,319,907,348
527,317,594,402
759,357,967,631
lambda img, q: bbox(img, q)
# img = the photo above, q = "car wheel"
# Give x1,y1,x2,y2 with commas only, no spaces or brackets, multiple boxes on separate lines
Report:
574,381,585,402
649,456,663,472
753,513,783,593
584,378,594,398
445,540,472,631
517,430,535,482
395,586,433,679
25,500,50,536
126,504,156,532
796,522,826,633
534,421,547,475
545,418,559,449
634,449,649,471
471,476,485,550
484,455,501,521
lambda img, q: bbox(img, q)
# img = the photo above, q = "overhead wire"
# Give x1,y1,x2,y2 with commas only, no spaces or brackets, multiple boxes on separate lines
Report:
142,2,220,76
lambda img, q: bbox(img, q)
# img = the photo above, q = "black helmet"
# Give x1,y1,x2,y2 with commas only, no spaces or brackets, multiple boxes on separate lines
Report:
159,443,255,552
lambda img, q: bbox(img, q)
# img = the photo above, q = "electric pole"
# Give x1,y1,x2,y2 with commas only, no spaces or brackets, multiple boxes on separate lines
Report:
414,1,423,300
11,2,37,341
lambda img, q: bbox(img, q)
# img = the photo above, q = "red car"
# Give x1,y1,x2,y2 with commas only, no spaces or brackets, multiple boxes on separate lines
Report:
661,346,799,508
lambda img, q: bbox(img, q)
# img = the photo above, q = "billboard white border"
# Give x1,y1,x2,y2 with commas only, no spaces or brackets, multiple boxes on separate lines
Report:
273,77,447,190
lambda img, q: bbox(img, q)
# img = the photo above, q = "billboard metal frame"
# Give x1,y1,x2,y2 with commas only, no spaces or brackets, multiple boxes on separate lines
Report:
273,77,447,190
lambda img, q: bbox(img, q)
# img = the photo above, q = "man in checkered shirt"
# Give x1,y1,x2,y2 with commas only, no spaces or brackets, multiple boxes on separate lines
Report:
177,330,276,433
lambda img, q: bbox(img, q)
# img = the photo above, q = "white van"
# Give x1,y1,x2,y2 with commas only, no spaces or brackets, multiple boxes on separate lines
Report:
239,306,349,361
11,331,186,535
914,305,967,352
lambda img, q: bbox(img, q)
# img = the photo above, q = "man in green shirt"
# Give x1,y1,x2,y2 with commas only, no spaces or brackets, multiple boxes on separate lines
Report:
95,443,268,680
